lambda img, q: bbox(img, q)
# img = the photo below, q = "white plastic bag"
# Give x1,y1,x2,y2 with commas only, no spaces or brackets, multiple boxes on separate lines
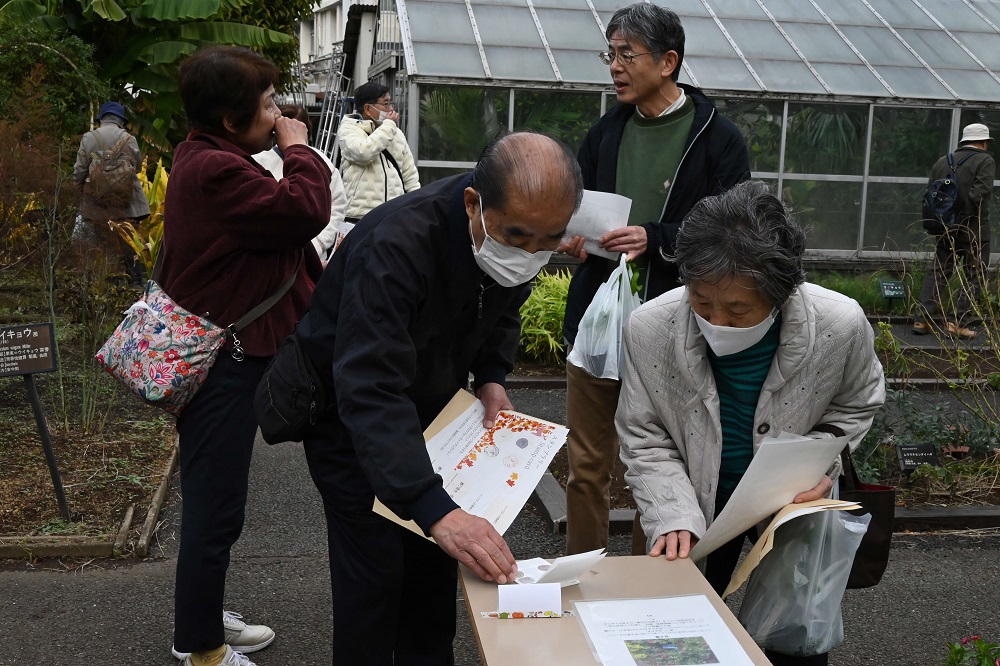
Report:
738,510,871,656
567,255,641,380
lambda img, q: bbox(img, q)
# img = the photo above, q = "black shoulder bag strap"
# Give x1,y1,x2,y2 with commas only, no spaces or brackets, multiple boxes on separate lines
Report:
382,148,406,193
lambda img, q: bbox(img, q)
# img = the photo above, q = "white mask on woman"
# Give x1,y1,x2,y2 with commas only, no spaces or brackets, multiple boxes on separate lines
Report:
470,194,552,287
693,307,778,356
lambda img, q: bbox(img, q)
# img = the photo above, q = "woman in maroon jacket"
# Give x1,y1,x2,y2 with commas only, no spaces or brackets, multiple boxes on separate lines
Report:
158,46,331,666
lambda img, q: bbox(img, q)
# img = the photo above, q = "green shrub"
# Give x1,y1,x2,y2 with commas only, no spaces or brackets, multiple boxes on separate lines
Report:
519,269,571,366
809,270,918,315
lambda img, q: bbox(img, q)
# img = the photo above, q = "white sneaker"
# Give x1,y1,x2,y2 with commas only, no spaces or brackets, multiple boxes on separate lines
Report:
181,645,257,666
173,611,275,659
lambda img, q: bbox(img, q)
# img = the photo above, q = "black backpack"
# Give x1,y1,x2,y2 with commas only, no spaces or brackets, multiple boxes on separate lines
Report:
922,152,974,234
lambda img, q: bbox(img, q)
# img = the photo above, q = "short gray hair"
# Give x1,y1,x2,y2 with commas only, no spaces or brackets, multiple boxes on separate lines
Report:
606,3,685,82
675,181,806,307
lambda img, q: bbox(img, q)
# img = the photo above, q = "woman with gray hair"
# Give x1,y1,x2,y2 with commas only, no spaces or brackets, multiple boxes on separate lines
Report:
617,180,885,665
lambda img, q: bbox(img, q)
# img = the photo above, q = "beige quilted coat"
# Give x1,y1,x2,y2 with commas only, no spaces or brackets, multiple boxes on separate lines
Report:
617,283,886,547
338,114,420,219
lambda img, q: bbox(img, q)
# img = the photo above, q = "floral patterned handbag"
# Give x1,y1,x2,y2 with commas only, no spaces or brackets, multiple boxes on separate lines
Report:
95,254,301,416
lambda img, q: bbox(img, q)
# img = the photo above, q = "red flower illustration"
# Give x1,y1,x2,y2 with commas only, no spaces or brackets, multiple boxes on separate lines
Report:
149,361,175,385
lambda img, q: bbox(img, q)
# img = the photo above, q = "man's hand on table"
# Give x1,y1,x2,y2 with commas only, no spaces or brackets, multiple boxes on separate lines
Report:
430,508,518,583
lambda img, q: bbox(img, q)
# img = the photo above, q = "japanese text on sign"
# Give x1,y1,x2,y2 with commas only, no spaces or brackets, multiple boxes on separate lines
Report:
0,323,57,378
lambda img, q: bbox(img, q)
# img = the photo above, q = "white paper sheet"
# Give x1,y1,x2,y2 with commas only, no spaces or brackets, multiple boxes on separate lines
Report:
563,190,631,260
498,582,562,617
374,391,568,538
515,548,607,587
688,434,848,561
575,595,754,666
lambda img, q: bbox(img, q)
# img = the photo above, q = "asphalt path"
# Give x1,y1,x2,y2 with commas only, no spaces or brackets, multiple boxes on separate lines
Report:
1,388,997,665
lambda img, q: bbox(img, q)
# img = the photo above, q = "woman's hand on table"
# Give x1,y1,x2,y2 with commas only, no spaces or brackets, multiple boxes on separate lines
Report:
650,530,697,560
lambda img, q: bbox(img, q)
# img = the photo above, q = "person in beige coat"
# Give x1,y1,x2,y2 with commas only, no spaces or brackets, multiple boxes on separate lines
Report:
338,82,419,222
73,101,151,283
617,181,885,666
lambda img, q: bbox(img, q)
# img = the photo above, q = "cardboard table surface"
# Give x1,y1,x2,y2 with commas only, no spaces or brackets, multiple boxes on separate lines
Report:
460,555,771,665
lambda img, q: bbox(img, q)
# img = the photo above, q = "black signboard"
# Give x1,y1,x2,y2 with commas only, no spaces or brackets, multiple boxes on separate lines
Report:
0,323,56,378
880,279,906,300
896,443,938,472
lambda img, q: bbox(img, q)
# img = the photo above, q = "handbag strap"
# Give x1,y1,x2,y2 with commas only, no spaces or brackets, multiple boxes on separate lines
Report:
840,446,862,492
149,248,302,335
228,252,303,335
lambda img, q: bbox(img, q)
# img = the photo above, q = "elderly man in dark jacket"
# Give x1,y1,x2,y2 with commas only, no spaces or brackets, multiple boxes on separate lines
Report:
297,131,583,666
559,2,750,556
914,122,995,339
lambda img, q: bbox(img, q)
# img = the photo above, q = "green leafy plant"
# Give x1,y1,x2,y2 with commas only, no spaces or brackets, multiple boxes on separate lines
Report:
943,636,1000,666
519,269,571,367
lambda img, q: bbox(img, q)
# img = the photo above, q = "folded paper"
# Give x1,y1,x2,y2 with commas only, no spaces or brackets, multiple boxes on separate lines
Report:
497,582,562,618
514,548,606,587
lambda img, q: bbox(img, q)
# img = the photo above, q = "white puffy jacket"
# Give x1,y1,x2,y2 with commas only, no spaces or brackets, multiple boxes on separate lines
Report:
617,283,886,548
253,146,347,258
338,114,420,219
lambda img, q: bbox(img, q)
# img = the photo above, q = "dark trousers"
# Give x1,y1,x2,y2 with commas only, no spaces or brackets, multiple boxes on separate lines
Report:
173,353,267,653
304,417,457,666
917,228,990,326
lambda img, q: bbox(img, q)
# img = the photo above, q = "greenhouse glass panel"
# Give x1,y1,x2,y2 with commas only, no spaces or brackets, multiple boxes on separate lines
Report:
838,25,922,66
930,0,996,31
784,103,868,175
779,22,862,65
896,28,983,70
718,18,801,59
953,32,1000,70
749,59,827,94
811,63,891,97
533,8,606,49
938,70,1000,103
812,0,881,26
411,43,487,78
969,0,1000,27
863,182,929,252
760,0,824,23
682,17,741,58
512,90,601,154
654,0,709,17
876,66,953,99
418,166,469,186
406,2,475,44
418,86,509,162
960,109,1000,167
782,180,862,250
685,56,761,91
552,49,610,86
473,6,544,48
483,45,558,82
707,0,768,20
715,98,783,173
865,0,938,29
869,107,952,178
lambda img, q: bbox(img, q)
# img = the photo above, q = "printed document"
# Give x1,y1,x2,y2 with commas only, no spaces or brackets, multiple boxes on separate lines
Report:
563,190,632,260
689,434,847,561
575,595,754,666
373,390,568,538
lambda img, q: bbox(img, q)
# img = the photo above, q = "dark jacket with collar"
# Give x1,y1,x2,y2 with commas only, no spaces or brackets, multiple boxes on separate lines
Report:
297,174,528,532
564,83,750,345
927,145,995,240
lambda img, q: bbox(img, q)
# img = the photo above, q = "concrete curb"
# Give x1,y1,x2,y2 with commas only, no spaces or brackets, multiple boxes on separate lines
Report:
529,472,1000,536
0,434,179,561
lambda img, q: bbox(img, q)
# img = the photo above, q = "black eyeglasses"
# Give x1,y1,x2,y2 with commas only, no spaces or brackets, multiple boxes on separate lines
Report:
598,50,658,66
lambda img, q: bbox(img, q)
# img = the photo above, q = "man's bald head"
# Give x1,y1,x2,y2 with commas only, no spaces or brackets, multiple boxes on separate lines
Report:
472,132,583,215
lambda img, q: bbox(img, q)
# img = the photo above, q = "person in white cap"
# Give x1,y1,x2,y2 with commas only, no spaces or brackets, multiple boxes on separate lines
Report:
913,122,995,339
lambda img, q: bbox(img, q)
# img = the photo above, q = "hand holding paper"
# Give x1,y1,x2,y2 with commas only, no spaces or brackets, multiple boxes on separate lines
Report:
429,508,517,584
560,190,631,260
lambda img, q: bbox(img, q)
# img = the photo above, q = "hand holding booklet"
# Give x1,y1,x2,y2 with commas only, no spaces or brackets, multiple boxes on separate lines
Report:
373,390,568,538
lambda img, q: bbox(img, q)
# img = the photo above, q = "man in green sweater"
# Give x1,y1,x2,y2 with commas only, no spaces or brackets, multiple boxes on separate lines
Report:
560,2,750,556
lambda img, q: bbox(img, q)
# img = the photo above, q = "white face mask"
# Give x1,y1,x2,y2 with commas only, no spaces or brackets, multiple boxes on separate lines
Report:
693,307,778,357
377,110,389,122
470,194,552,288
